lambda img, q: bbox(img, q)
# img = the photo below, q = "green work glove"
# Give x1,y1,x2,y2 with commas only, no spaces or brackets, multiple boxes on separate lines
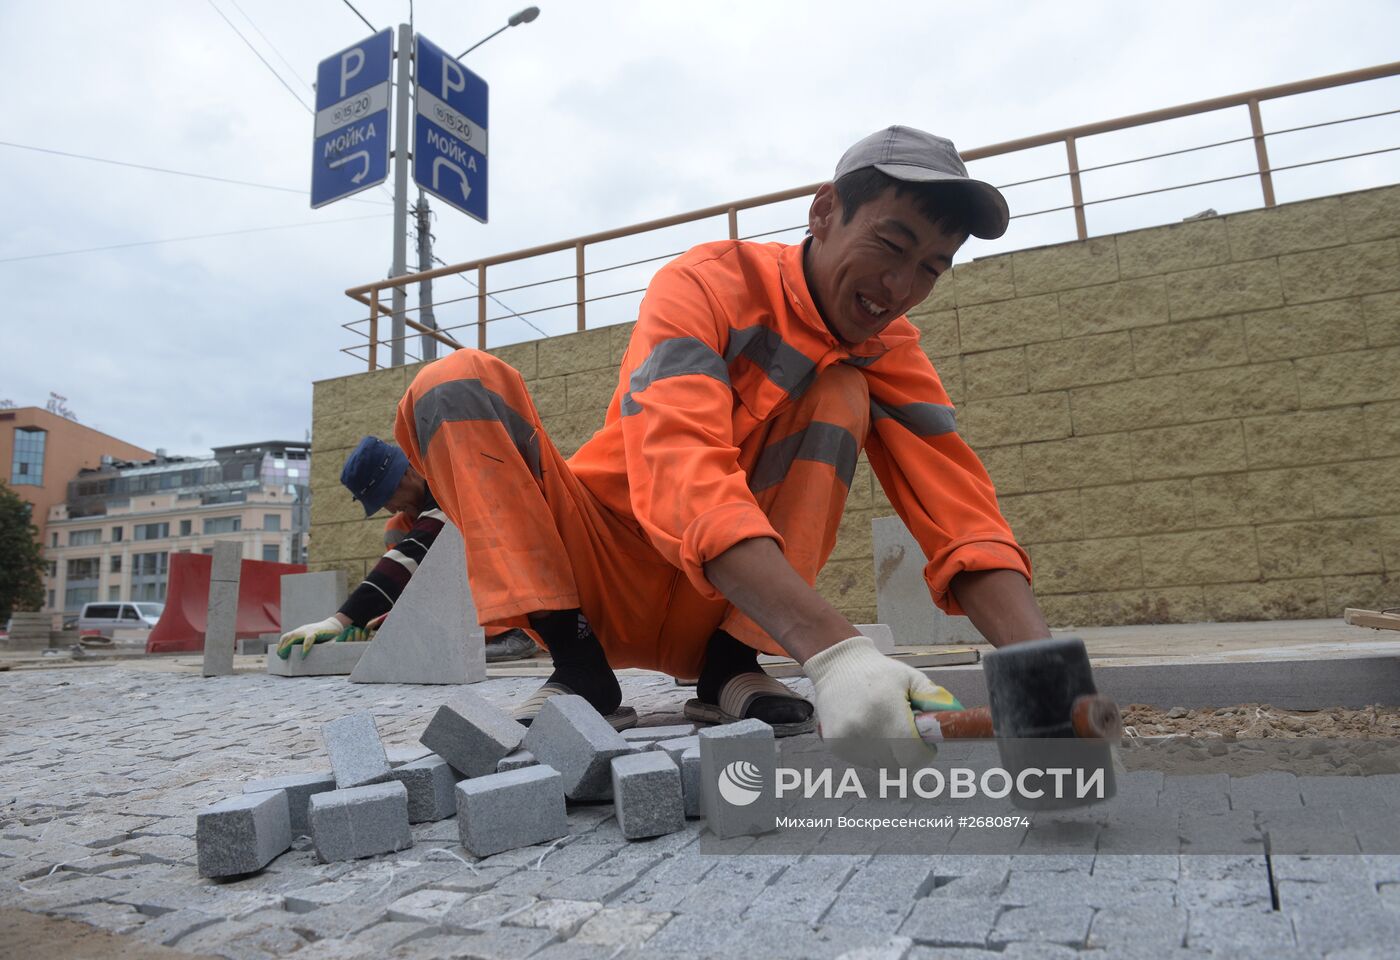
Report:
275,616,363,659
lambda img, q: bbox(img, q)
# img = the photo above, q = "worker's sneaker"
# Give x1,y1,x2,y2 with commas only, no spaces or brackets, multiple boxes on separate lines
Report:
485,628,539,663
684,671,816,737
512,681,638,731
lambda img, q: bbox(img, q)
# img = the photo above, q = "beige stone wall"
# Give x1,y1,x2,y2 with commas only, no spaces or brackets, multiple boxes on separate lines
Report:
311,185,1400,627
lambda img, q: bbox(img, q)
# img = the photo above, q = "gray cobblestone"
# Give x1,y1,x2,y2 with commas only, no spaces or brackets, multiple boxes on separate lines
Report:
323,712,393,789
442,924,559,958
822,893,914,935
6,665,1400,959
990,904,1093,946
388,756,458,823
1088,904,1188,950
1188,907,1299,952
573,905,672,947
899,898,1002,947
522,695,632,802
195,790,291,878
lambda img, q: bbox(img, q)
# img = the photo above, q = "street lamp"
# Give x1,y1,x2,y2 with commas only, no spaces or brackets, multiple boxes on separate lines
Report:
411,7,541,363
459,6,541,58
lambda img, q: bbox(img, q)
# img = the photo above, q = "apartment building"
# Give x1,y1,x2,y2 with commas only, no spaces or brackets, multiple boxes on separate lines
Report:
44,441,310,613
1,406,154,551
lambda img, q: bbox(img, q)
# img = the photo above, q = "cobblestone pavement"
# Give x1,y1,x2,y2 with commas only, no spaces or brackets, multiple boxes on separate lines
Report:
3,663,1399,959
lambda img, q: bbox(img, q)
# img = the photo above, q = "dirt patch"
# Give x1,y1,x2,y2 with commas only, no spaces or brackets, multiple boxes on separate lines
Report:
0,908,217,959
1122,702,1400,738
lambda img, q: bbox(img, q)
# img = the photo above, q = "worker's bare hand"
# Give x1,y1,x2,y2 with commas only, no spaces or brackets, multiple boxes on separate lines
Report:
803,635,963,769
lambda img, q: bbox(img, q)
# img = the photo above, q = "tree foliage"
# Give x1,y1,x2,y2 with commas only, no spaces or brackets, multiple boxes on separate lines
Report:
0,480,45,623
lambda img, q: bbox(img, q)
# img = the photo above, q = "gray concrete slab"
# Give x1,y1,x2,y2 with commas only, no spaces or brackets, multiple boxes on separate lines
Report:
266,641,368,677
873,515,985,647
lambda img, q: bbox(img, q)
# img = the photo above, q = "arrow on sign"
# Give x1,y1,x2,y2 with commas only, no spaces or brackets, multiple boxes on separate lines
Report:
432,157,472,201
329,150,372,183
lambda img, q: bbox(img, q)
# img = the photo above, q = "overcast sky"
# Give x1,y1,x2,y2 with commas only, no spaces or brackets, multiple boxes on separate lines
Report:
2,0,1397,455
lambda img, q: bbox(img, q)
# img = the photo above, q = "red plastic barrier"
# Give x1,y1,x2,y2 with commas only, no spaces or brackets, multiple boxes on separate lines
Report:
146,553,306,654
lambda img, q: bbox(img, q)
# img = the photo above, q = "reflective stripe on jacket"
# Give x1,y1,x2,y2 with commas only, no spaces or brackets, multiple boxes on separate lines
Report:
568,239,1031,616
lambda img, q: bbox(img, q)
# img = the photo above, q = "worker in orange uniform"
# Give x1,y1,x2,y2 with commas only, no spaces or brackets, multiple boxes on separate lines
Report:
276,436,538,663
395,127,1052,765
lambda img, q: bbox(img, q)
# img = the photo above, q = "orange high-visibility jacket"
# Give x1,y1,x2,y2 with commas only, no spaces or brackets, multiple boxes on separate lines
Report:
569,239,1031,616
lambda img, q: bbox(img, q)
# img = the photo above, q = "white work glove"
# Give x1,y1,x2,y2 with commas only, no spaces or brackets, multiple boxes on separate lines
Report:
804,635,963,770
276,615,356,659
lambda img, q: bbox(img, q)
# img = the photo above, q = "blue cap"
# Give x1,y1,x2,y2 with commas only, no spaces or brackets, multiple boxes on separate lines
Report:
340,436,410,517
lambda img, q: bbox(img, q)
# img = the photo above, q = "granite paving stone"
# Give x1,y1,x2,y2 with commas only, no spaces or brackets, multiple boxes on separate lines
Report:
3,663,1399,959
989,903,1094,946
388,755,458,823
610,751,684,840
496,749,537,773
195,790,292,878
898,897,1003,947
308,781,413,862
455,766,569,857
419,688,525,778
522,695,633,801
323,712,393,788
243,771,337,836
1187,906,1300,952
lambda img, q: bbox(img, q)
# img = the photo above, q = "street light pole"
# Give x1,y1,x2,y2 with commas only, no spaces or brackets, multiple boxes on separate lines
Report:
401,7,541,364
389,22,413,367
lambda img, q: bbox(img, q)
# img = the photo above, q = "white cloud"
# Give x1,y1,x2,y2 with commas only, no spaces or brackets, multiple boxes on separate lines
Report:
1,0,1396,452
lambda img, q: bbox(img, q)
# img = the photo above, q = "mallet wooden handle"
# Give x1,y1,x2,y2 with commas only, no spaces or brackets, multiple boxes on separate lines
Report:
915,694,1122,741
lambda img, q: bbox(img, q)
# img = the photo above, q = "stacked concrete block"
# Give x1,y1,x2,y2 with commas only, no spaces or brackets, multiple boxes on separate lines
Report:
521,695,633,801
610,752,684,839
699,718,779,838
279,570,348,636
323,712,391,788
455,766,568,857
2,612,51,651
196,791,292,878
620,724,697,745
497,750,537,773
202,540,242,677
653,735,702,819
243,771,336,836
388,756,458,823
308,781,413,862
419,689,525,777
239,634,276,656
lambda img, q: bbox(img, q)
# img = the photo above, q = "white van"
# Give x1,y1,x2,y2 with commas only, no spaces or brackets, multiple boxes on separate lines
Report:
77,602,164,637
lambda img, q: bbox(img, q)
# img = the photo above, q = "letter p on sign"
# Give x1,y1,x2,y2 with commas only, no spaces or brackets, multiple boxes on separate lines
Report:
340,48,365,98
442,57,466,99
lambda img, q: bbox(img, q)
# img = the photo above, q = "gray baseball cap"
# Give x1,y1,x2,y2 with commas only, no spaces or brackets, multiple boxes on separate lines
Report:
834,125,1009,240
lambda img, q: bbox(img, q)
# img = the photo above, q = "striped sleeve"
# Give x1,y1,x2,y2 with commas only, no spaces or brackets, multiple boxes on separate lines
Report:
338,507,447,626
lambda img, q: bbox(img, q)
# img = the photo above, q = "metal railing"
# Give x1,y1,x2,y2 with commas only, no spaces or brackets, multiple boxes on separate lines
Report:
344,61,1400,370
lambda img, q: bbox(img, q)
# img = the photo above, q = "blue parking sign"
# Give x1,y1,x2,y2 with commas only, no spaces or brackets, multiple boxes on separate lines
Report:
311,29,393,208
413,34,488,223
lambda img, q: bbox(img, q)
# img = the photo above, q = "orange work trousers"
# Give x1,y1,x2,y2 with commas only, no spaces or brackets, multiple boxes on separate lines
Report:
394,349,869,680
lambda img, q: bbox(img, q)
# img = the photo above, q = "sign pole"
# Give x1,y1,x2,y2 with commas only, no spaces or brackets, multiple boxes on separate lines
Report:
390,22,414,367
